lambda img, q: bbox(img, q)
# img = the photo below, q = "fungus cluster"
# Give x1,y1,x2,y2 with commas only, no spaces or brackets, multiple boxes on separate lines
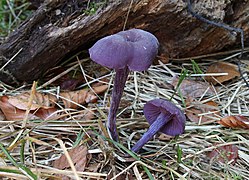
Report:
89,29,159,141
89,29,186,152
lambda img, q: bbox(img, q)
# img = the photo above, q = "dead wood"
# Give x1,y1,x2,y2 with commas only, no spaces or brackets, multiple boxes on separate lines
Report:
0,0,249,85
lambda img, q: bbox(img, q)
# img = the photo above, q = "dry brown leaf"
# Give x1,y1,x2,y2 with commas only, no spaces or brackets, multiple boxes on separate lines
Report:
207,144,239,164
60,85,108,109
0,96,39,120
186,98,220,124
8,92,38,110
70,110,94,121
86,84,109,103
60,90,89,109
171,77,215,98
0,84,107,120
53,145,90,177
205,62,240,85
35,107,58,120
7,85,108,110
8,92,56,110
218,115,249,129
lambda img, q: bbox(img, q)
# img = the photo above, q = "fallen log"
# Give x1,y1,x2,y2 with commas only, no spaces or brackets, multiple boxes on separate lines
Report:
0,0,248,85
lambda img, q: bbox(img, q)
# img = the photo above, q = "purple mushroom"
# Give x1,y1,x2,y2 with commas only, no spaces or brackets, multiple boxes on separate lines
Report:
89,29,159,141
131,99,186,153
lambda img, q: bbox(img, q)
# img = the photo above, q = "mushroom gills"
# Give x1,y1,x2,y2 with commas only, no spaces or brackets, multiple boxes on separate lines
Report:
131,112,174,153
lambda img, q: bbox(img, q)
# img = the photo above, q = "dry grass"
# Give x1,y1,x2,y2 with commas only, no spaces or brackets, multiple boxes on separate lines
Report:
0,49,248,180
0,1,248,179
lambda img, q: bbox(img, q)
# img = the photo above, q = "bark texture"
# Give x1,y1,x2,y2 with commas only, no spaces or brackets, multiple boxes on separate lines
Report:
0,0,249,85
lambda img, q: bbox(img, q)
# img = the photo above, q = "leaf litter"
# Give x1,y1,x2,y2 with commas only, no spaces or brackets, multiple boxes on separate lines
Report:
218,115,249,129
0,52,248,179
171,76,216,98
185,98,220,124
207,144,239,165
53,145,90,180
0,84,107,120
205,62,240,85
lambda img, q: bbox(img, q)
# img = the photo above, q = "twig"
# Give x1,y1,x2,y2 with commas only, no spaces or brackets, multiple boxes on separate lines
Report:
0,48,23,71
123,0,134,30
186,0,249,88
186,0,244,53
54,138,81,180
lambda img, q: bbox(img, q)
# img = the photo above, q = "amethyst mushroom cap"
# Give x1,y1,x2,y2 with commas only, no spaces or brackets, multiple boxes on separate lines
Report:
89,29,159,141
89,29,159,71
131,99,186,153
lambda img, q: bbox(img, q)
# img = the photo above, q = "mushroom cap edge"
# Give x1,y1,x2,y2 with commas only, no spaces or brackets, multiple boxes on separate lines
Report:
89,28,159,71
143,99,186,136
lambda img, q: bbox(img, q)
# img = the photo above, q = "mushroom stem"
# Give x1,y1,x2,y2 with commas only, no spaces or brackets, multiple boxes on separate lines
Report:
131,112,174,153
107,66,130,141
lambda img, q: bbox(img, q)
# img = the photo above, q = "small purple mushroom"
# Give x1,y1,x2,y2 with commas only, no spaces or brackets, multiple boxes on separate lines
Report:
89,29,159,141
131,99,186,153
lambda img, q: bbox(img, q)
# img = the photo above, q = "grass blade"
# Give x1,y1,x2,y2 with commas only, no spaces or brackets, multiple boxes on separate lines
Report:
0,143,37,180
90,127,154,180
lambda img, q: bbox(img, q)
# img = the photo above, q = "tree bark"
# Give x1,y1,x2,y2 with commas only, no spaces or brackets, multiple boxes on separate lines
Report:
0,0,249,85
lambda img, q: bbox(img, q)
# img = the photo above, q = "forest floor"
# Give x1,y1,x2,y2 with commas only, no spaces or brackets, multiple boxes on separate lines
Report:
0,50,249,179
0,1,248,180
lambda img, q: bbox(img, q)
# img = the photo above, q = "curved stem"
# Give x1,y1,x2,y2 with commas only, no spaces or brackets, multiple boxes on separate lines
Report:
107,66,129,141
131,112,174,153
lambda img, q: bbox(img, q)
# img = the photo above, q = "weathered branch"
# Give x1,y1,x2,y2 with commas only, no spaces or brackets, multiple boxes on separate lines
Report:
1,0,249,85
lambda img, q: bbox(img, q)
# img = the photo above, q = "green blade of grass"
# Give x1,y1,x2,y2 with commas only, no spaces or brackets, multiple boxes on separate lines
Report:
72,130,85,147
0,168,22,174
90,127,154,180
176,69,189,90
18,164,38,180
191,59,203,74
170,68,188,101
0,143,37,180
176,144,183,164
177,89,186,108
20,140,25,164
111,140,155,180
0,143,18,167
